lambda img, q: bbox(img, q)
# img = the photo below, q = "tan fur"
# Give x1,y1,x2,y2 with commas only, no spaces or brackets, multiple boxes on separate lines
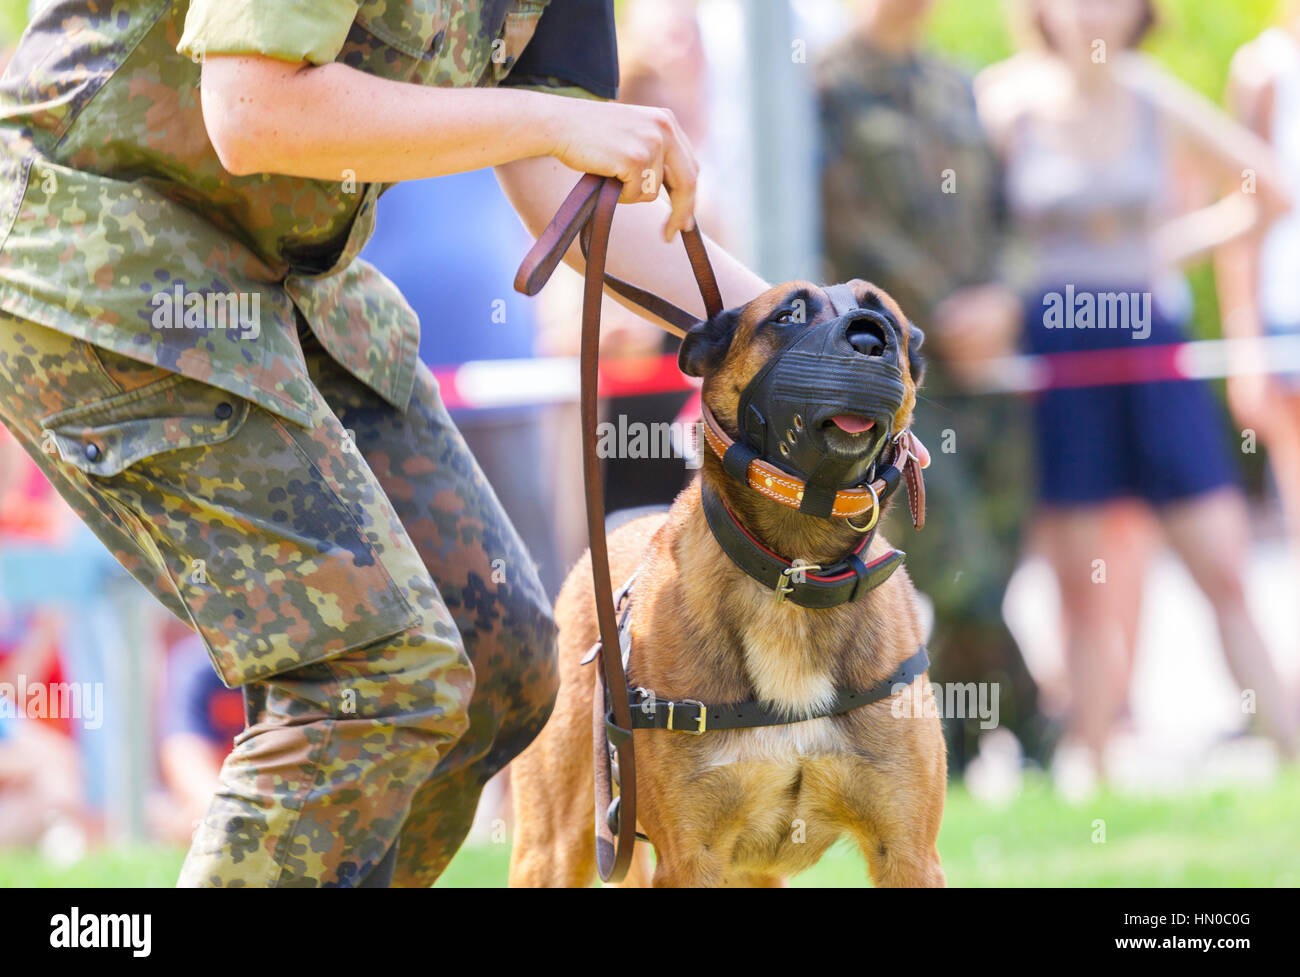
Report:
508,281,947,888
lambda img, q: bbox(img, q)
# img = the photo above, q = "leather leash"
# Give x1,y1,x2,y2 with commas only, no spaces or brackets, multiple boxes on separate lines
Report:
515,173,723,883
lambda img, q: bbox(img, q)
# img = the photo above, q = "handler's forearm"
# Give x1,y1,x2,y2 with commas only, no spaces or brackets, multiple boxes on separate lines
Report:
497,156,768,326
605,187,768,321
201,56,558,181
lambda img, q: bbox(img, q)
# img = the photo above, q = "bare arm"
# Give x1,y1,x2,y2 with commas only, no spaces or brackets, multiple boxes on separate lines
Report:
496,156,768,329
1125,54,1293,269
1213,43,1276,342
1213,42,1284,432
199,54,703,240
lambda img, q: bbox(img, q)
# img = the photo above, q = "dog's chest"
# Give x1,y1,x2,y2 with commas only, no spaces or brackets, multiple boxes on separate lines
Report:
687,740,855,877
703,613,845,768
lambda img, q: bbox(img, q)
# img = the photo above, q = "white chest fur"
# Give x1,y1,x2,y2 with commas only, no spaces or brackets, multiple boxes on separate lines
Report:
704,613,845,768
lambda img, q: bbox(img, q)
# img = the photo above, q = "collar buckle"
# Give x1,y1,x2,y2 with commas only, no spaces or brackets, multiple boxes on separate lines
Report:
774,562,822,603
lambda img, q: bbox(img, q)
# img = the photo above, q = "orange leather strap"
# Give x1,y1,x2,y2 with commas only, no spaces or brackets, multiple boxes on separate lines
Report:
701,404,927,530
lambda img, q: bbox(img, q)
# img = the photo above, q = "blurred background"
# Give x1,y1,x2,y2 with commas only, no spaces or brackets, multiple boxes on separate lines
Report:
1,0,1298,886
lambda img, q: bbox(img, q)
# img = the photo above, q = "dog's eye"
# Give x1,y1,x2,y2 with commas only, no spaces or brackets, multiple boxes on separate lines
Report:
772,310,795,325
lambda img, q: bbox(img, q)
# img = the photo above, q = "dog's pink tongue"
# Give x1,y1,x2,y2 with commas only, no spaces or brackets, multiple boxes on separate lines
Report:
831,414,875,434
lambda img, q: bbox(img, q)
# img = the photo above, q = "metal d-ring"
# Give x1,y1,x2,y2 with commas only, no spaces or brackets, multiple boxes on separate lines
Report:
845,483,880,533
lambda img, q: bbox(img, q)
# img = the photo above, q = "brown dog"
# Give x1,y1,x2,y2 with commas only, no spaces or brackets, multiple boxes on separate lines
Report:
509,279,946,888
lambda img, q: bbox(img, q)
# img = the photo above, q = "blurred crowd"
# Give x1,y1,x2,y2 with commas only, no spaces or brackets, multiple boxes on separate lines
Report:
3,0,1300,857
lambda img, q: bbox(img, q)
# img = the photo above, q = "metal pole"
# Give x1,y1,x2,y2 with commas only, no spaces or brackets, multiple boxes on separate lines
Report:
743,0,822,282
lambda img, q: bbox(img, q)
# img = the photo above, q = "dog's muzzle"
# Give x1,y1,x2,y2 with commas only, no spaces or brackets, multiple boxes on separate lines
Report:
735,284,906,496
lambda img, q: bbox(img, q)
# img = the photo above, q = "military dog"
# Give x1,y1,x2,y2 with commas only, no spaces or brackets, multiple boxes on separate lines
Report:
509,279,946,888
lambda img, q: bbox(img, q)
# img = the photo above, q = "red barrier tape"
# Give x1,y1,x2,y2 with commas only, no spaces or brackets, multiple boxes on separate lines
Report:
430,334,1300,410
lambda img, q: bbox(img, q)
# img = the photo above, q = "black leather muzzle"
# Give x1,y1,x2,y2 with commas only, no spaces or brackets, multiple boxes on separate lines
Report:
734,284,906,503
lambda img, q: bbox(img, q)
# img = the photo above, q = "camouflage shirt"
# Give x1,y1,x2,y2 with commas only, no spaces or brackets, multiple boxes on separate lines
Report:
0,0,615,427
817,35,1003,329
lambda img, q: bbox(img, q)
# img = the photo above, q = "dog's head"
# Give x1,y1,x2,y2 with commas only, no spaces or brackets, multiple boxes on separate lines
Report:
680,279,924,493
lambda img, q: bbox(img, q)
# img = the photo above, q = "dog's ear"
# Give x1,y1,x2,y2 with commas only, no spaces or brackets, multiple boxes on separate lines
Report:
677,307,740,378
907,322,925,385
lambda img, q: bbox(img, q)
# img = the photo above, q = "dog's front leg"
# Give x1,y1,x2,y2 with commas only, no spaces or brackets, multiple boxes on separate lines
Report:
855,835,946,888
650,844,731,888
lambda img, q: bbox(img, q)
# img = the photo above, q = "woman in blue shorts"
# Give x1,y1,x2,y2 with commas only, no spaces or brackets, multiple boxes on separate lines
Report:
940,0,1298,778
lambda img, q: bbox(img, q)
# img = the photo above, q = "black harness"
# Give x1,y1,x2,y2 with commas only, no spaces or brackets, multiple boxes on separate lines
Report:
581,573,931,737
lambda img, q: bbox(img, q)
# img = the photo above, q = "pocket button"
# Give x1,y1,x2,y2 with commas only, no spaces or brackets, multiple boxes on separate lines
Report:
215,402,233,420
84,443,101,462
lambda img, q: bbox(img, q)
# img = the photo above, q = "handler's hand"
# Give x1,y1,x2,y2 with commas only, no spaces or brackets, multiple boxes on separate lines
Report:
545,99,700,242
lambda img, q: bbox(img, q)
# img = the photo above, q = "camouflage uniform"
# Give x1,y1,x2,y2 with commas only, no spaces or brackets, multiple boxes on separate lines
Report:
0,0,614,886
817,36,1051,769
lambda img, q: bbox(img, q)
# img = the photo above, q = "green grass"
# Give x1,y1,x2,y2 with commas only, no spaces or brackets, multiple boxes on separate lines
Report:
4,770,1297,887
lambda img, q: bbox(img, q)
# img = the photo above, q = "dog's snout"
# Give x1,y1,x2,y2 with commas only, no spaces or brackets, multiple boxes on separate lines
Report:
844,314,890,357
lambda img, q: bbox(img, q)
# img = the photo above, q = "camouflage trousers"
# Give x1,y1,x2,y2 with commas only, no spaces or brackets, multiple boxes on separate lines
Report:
0,313,559,886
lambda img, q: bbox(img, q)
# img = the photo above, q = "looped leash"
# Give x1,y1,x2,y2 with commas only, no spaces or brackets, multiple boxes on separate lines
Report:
515,174,722,884
515,173,723,336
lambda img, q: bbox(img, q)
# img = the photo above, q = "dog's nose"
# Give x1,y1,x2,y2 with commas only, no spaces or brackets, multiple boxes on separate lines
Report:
843,313,890,357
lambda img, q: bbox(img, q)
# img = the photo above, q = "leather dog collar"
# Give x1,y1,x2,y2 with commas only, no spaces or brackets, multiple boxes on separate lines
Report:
701,481,904,608
701,403,927,529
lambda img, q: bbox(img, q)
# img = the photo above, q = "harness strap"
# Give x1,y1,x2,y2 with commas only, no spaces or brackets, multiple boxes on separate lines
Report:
617,645,930,735
700,481,905,608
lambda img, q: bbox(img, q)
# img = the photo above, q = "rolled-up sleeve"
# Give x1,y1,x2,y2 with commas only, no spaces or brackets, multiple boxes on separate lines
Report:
178,0,361,66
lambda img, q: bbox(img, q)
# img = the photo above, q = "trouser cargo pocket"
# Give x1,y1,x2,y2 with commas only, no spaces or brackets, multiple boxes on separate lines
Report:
37,365,420,687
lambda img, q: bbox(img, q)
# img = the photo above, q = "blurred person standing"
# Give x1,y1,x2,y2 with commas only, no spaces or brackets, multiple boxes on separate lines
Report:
817,0,1049,772
1218,5,1300,594
950,0,1297,781
0,424,141,840
601,0,727,513
0,427,85,847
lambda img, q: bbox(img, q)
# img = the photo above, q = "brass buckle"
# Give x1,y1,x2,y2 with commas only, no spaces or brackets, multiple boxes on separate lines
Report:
774,562,821,603
666,698,707,735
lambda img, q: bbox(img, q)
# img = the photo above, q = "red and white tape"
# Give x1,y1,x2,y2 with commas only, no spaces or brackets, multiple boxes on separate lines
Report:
430,334,1300,410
